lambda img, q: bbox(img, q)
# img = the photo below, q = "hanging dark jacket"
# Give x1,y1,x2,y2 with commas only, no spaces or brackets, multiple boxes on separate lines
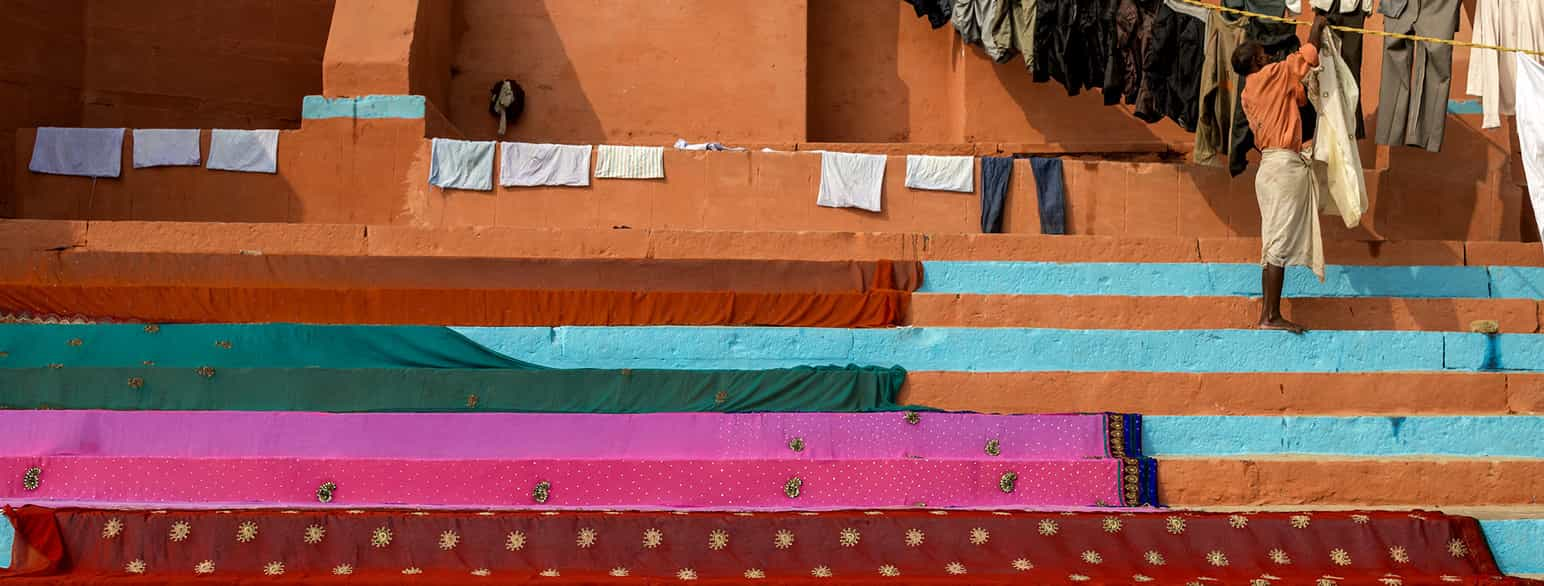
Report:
904,0,953,28
1134,2,1205,130
1033,0,1111,96
1103,0,1159,106
1222,0,1299,52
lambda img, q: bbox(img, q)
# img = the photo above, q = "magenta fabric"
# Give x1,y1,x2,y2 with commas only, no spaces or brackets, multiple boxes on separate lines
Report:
0,411,1111,460
0,456,1123,510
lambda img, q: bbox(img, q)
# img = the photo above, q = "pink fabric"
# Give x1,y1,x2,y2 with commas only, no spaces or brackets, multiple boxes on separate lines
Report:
0,456,1123,510
0,411,1111,460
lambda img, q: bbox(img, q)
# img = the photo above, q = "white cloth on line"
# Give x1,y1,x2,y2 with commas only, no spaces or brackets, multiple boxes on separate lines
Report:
1308,33,1368,228
904,155,974,193
499,142,591,187
132,129,201,168
594,145,665,179
817,151,886,213
1516,53,1544,249
29,127,124,178
207,129,279,174
673,138,745,151
428,138,495,191
1308,0,1371,13
1165,0,1211,20
1466,0,1544,129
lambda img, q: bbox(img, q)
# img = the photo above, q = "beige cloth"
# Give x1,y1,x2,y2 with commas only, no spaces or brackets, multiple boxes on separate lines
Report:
1010,0,1038,71
1466,0,1544,129
955,0,1014,62
1195,11,1247,166
1308,34,1369,228
1257,149,1325,280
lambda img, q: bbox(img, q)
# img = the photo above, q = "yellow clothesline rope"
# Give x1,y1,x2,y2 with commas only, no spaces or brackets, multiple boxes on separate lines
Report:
1172,0,1544,57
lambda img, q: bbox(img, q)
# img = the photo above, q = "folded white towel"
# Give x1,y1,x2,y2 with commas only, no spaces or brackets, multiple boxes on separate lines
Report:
207,129,279,174
594,145,665,179
29,127,125,178
904,155,974,192
499,142,591,187
429,138,496,191
132,129,201,168
817,151,886,213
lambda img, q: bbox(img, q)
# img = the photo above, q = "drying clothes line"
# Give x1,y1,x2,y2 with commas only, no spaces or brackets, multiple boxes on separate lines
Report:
1172,0,1544,57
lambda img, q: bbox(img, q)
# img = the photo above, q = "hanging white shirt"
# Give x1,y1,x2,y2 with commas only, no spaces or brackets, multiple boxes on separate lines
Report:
594,145,665,179
1308,0,1372,12
817,151,886,213
904,155,974,193
29,127,124,178
1466,0,1544,129
132,129,201,168
1516,53,1544,248
207,129,280,174
428,138,495,190
499,143,591,187
1308,34,1368,228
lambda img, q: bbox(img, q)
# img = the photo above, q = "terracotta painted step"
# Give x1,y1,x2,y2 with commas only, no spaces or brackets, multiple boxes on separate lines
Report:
1180,504,1544,520
4,219,1540,266
1158,457,1544,507
900,372,1544,415
908,294,1541,332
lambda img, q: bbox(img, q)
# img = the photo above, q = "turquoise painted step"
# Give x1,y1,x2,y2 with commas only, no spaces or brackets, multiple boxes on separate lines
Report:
920,262,1544,299
300,95,426,119
6,323,1540,373
454,326,1544,373
1482,520,1544,575
1143,416,1544,458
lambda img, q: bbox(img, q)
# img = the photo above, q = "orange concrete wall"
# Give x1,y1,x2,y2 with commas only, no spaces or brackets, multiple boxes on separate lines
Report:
408,0,452,116
11,118,428,225
447,0,808,143
0,0,86,217
4,134,1518,241
79,0,333,129
806,0,961,142
323,0,414,98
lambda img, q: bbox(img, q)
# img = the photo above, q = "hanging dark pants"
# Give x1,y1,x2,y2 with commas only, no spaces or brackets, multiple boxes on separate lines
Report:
1375,0,1461,152
980,157,1013,234
1030,158,1066,235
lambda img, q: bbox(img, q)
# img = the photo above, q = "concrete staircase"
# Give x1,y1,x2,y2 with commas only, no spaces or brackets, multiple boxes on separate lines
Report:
1,219,1540,575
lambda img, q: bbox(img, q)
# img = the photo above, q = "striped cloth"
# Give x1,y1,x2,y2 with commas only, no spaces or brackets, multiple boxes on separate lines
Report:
594,145,665,179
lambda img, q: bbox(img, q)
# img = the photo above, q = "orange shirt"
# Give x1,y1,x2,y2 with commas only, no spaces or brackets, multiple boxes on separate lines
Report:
1241,44,1320,152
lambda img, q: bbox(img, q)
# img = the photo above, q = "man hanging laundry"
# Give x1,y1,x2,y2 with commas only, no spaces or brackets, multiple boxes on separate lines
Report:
1230,2,1332,334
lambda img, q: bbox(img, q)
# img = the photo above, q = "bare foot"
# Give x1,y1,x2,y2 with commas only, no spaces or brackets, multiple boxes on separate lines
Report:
1257,317,1307,334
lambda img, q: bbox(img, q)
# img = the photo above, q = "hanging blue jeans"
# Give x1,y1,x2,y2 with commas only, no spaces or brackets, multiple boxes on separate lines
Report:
1030,157,1066,235
980,157,1013,234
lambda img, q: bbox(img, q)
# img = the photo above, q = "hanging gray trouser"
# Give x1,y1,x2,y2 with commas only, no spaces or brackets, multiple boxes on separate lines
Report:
1375,0,1461,152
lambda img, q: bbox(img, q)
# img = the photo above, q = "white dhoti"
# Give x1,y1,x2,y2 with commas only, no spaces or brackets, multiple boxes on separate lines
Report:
1256,149,1325,280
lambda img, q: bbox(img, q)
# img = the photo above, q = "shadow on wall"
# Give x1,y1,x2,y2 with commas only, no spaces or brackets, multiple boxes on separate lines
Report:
987,53,1176,148
446,1,605,142
807,0,908,142
1375,116,1496,241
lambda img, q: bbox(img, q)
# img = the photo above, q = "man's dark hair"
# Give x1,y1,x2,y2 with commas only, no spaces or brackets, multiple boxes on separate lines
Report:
1231,41,1261,76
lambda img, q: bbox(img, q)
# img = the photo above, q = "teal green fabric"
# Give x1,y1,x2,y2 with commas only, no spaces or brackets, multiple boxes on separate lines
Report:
0,324,535,369
0,365,909,413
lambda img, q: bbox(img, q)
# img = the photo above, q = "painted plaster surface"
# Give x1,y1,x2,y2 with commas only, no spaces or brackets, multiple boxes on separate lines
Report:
448,326,1544,373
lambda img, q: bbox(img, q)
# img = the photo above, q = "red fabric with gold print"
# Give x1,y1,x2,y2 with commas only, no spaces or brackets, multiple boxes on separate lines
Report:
3,507,1529,585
